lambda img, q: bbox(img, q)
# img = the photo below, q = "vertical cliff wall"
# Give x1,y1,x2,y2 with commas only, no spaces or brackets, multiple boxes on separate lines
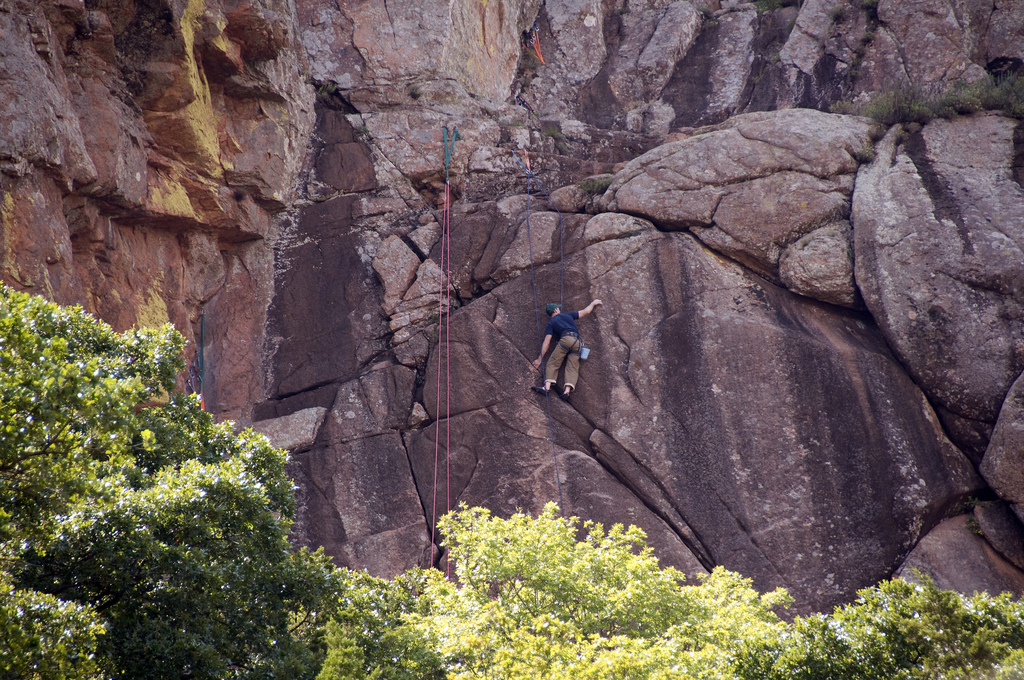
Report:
5,0,1024,613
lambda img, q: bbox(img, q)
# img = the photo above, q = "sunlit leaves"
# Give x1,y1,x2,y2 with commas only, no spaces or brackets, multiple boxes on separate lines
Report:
410,504,789,680
323,504,1024,680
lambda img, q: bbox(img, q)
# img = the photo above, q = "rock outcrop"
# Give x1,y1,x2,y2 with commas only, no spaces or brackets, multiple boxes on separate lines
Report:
6,0,1024,613
853,116,1024,458
0,0,313,421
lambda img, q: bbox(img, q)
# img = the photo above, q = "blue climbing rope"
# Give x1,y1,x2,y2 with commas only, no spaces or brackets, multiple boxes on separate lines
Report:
511,149,567,517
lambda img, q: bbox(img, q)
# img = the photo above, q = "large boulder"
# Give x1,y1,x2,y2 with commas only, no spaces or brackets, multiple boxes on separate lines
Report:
601,109,876,290
980,371,1024,505
853,116,1024,447
404,225,979,612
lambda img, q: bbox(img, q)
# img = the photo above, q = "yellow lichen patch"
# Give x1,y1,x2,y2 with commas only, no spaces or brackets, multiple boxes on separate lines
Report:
148,175,198,219
136,287,173,405
0,191,33,288
178,0,224,179
0,191,14,226
136,286,170,329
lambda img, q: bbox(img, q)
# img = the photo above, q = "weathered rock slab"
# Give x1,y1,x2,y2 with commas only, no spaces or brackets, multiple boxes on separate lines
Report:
779,220,860,308
291,432,432,577
251,407,327,451
898,515,1024,597
401,227,980,613
975,502,1024,572
853,116,1024,428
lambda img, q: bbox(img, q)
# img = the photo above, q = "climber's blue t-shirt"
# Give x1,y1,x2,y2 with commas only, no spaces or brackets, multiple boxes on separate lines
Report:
544,311,580,340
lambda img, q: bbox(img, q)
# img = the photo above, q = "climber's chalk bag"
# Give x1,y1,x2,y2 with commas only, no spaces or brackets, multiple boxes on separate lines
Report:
580,346,590,360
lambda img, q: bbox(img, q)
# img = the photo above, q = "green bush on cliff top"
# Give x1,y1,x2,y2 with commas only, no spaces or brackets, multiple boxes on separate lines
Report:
836,72,1024,125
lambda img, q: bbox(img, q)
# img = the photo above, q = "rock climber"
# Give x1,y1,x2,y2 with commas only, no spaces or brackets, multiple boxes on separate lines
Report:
531,299,602,401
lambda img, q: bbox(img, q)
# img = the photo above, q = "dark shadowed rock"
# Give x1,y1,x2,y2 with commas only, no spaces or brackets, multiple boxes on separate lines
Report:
266,195,388,398
981,371,1024,504
975,501,1024,571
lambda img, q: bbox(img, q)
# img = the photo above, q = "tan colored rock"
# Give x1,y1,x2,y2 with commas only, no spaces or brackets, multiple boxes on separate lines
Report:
493,212,563,283
357,108,502,191
373,236,421,315
583,212,655,246
606,110,872,209
602,109,872,278
300,0,538,102
779,220,859,308
399,259,447,310
251,407,328,451
874,0,987,87
409,221,441,257
980,371,1024,505
549,184,591,213
408,402,430,428
897,516,1024,597
608,1,702,111
636,3,702,95
779,0,844,77
853,116,1024,426
695,171,853,279
659,6,758,127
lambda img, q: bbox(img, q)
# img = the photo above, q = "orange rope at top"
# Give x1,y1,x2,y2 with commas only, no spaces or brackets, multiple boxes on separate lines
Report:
523,21,545,65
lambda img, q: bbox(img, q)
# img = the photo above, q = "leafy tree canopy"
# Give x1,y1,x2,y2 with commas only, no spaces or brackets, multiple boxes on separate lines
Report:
321,504,1024,680
0,286,341,679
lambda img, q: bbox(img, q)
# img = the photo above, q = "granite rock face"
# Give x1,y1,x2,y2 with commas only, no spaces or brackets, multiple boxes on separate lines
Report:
8,0,1024,611
853,117,1024,452
601,109,877,290
0,0,313,421
898,515,1024,596
402,228,980,611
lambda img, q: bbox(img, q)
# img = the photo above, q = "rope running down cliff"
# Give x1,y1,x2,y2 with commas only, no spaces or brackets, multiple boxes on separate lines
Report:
431,127,459,575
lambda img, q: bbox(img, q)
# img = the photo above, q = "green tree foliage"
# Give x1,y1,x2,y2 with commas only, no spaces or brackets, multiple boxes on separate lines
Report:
317,570,445,680
321,504,789,680
741,575,1024,680
0,286,341,678
322,504,1024,680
